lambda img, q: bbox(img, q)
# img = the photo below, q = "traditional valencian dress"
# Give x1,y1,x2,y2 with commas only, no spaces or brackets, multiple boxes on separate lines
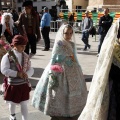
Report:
0,24,13,62
1,49,34,103
0,13,14,63
78,18,120,120
32,24,87,117
0,13,14,44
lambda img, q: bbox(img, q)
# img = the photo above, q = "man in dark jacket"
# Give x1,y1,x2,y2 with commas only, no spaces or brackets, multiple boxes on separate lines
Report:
18,1,41,58
97,8,113,56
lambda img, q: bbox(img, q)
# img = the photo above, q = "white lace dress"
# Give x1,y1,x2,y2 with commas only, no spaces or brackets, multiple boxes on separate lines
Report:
78,18,120,120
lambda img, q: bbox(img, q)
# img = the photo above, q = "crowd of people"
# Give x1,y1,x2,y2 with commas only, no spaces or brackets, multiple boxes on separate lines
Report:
0,0,120,119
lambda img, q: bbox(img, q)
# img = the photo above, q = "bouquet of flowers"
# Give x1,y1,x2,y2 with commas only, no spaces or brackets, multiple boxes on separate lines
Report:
50,64,63,73
49,64,63,88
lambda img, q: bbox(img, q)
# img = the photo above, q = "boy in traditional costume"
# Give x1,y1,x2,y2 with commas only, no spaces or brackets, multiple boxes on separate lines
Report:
1,35,34,120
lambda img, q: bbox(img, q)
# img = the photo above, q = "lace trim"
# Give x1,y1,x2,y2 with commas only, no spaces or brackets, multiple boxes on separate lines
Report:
113,40,120,68
113,57,120,69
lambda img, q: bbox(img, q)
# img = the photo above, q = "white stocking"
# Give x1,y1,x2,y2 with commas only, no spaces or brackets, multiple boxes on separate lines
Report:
9,103,16,115
20,101,28,120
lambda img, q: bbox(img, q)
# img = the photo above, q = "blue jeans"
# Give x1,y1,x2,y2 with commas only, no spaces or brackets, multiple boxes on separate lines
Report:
81,31,90,49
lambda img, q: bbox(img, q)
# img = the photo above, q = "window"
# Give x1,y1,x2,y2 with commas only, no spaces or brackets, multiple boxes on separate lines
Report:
42,6,46,10
1,2,4,5
18,7,21,12
76,6,82,12
6,2,11,5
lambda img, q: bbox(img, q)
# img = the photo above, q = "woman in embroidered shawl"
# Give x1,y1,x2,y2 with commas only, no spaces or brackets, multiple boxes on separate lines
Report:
78,19,120,120
32,24,87,120
0,12,14,43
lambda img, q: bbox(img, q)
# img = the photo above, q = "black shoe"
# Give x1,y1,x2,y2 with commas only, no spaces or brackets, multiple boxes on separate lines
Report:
83,48,87,51
29,53,35,58
42,49,49,51
97,54,99,57
9,114,16,120
88,45,91,49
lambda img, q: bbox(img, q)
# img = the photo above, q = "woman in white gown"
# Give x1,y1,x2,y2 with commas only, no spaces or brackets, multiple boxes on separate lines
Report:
78,18,120,120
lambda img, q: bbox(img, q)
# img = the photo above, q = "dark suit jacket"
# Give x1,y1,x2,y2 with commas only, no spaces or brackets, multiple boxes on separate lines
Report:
98,14,113,35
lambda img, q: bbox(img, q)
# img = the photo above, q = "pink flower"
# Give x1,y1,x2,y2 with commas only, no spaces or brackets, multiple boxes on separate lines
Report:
4,44,11,51
50,64,63,73
0,40,6,46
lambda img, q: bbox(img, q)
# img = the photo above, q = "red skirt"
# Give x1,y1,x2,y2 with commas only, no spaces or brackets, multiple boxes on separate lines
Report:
4,83,31,103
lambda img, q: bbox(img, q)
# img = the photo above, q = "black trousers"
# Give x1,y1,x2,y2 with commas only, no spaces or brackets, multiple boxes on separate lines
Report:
98,34,106,53
41,27,50,49
24,34,37,55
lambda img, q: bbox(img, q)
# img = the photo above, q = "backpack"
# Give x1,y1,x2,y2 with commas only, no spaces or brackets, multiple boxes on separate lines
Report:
89,26,96,37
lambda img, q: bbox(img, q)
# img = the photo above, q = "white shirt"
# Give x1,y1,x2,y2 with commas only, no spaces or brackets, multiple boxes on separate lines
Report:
1,49,34,78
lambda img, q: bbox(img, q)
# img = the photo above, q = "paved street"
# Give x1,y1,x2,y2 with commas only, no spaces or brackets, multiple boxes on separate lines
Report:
0,32,99,120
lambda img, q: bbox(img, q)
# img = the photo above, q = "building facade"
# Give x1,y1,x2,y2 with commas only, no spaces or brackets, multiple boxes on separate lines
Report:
88,0,120,12
55,0,88,12
0,0,16,10
1,0,120,13
0,0,89,12
0,0,56,12
17,0,56,13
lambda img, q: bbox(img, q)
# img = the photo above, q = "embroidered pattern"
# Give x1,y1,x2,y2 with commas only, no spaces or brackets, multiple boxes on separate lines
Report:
113,41,120,68
32,40,87,117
